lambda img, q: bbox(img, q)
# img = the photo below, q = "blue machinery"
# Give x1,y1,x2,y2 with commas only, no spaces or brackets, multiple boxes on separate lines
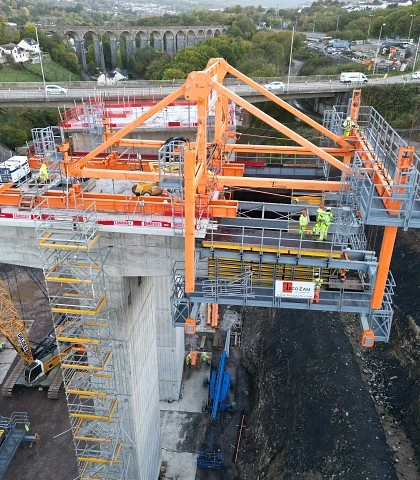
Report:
197,329,233,470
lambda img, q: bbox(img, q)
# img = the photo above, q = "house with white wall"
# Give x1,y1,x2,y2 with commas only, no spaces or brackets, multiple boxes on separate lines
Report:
0,43,29,63
17,38,40,55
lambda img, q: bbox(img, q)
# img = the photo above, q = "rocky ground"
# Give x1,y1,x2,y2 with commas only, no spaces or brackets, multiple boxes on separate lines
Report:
232,229,420,480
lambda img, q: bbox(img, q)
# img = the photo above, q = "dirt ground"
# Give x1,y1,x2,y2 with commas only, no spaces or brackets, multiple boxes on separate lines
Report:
0,265,78,480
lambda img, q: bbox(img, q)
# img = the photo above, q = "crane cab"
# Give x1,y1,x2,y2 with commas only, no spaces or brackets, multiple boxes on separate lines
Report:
25,359,45,386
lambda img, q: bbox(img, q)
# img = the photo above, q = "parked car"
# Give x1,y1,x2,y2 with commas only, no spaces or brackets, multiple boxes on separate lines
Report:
45,84,68,95
411,71,420,79
263,81,285,91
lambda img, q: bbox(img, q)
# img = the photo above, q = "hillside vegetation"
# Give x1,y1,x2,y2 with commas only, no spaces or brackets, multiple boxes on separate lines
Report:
0,60,81,83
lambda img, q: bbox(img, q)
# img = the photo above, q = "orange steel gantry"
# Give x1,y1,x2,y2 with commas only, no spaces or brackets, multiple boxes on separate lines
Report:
0,58,417,342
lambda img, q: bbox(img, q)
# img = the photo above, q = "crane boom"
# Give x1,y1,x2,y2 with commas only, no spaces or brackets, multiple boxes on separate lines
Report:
0,278,34,365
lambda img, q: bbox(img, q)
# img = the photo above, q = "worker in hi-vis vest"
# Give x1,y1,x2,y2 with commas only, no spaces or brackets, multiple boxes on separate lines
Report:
299,210,309,237
39,162,49,182
342,116,355,136
313,204,326,236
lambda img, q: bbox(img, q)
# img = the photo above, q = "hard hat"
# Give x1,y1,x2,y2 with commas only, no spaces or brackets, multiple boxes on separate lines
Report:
326,207,331,211
314,272,320,277
346,116,351,120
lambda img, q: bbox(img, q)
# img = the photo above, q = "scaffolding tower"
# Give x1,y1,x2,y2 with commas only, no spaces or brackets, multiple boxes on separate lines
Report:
31,126,63,176
35,201,127,480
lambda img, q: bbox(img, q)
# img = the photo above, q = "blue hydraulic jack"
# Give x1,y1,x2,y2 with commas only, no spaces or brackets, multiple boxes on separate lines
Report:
197,329,233,470
205,329,234,421
196,426,222,470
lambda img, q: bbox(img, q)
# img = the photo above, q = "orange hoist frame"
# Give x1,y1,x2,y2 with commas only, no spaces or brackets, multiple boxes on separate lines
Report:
361,329,375,348
350,89,361,121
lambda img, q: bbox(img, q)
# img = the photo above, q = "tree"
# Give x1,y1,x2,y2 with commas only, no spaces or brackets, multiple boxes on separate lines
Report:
162,68,185,80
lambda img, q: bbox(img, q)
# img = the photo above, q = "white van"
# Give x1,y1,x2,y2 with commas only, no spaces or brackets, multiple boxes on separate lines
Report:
340,72,368,84
0,156,31,184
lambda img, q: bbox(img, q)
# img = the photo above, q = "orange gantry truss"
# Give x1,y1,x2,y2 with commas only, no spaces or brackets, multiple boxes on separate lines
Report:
0,59,410,308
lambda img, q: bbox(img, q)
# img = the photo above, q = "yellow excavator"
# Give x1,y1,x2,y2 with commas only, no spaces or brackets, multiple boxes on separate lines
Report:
0,277,71,398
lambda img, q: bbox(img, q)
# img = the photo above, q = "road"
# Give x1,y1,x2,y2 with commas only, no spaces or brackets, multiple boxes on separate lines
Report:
0,74,417,105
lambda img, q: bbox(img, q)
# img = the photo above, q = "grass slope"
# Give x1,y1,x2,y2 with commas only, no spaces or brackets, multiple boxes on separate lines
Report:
0,60,82,83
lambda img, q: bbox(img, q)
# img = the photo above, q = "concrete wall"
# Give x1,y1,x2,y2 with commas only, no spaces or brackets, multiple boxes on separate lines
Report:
105,275,162,479
0,224,184,276
153,275,184,400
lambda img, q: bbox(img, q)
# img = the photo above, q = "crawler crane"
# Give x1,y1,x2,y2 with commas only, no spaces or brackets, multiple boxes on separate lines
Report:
0,277,71,398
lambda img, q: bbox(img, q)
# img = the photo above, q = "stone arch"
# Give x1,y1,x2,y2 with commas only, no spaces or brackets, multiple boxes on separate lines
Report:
206,29,214,39
82,30,105,74
163,31,176,56
101,30,119,71
186,30,197,47
135,31,150,50
150,30,163,52
214,29,222,37
196,29,205,45
118,31,134,70
175,31,186,53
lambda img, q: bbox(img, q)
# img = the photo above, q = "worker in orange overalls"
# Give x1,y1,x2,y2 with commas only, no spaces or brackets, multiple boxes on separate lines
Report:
311,272,323,304
340,268,348,282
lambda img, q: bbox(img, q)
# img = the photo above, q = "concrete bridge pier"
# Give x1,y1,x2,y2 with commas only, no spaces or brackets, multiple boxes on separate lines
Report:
74,39,87,72
166,36,175,56
127,38,136,61
104,274,183,479
94,40,106,73
177,35,186,52
110,39,119,69
153,37,163,52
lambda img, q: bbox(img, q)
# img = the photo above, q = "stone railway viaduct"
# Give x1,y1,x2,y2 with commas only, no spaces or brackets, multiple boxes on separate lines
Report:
44,25,227,72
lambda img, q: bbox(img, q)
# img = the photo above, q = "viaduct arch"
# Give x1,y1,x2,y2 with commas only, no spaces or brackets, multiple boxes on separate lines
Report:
43,25,227,73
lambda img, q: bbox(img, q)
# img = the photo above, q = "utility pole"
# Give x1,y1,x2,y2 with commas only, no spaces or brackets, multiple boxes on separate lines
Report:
287,26,295,93
373,23,386,76
367,15,373,41
408,15,415,41
35,25,46,94
413,36,420,72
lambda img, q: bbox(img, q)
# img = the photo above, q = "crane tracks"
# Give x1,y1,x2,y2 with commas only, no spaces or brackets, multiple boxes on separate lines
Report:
47,367,64,399
2,359,25,397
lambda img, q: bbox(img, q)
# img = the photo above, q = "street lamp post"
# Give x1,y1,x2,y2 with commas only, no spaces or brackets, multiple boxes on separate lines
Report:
413,36,420,72
408,15,415,41
373,23,386,76
287,26,295,93
367,15,374,40
35,25,46,94
336,15,340,32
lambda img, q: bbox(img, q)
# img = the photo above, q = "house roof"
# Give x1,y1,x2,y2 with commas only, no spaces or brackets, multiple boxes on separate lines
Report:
0,43,17,50
22,38,38,46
